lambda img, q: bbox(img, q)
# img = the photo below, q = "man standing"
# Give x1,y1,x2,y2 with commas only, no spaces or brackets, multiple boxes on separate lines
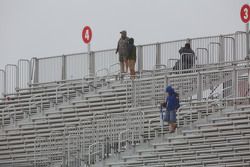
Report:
116,31,129,73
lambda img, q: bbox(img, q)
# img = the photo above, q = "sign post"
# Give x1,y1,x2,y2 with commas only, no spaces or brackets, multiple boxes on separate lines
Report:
241,4,250,98
82,26,93,76
240,4,250,59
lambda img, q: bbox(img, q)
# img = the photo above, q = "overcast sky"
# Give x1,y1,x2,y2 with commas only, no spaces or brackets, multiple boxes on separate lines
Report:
0,0,249,69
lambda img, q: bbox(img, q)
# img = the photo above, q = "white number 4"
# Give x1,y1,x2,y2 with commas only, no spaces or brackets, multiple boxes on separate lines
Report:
85,30,89,40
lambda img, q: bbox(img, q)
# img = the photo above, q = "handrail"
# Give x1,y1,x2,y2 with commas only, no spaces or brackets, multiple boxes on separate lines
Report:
168,64,250,79
153,64,167,70
206,92,222,115
29,94,43,116
0,31,248,96
11,56,250,94
81,74,112,98
176,104,190,128
126,107,145,143
95,68,109,77
88,142,104,165
1,104,16,127
55,82,74,104
118,129,130,153
148,117,159,140
23,60,249,93
108,63,120,76
34,136,48,167
168,59,250,75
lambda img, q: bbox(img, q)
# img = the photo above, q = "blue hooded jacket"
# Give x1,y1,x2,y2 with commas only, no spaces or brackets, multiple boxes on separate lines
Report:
165,86,179,111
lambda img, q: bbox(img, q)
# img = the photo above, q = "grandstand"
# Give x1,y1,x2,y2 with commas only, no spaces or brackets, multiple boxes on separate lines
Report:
0,31,250,167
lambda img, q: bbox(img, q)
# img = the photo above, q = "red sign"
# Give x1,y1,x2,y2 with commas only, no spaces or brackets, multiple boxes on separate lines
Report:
240,4,250,23
82,26,92,44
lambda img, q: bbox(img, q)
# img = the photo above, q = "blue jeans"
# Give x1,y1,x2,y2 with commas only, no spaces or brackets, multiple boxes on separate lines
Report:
164,110,176,123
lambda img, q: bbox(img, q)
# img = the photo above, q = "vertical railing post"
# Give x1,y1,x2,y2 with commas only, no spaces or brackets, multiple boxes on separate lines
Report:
0,70,6,97
232,66,238,98
219,35,225,63
137,46,143,72
246,23,250,60
89,51,95,77
197,72,202,101
232,65,238,109
248,67,250,98
33,58,39,83
156,43,161,66
62,55,67,80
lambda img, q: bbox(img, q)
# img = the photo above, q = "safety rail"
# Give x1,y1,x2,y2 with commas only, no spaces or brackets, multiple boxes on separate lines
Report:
166,64,250,101
91,108,144,161
66,132,83,167
206,92,223,115
55,82,73,105
118,129,133,153
88,142,104,165
0,31,248,96
95,68,109,77
81,75,101,95
125,72,165,107
148,117,160,140
29,94,44,117
2,95,250,167
34,137,49,167
1,98,47,128
147,100,222,139
108,63,120,76
1,54,250,166
1,104,16,127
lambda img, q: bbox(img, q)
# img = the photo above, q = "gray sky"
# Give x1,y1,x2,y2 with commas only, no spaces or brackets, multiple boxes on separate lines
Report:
0,0,249,69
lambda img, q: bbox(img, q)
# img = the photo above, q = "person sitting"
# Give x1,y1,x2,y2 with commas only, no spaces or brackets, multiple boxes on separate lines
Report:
175,43,195,70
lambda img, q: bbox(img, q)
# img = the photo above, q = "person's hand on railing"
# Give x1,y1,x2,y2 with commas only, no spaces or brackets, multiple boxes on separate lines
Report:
160,102,166,108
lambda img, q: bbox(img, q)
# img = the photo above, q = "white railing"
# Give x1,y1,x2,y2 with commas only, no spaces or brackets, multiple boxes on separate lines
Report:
34,137,49,167
55,83,72,104
1,104,16,127
0,31,249,96
118,129,132,153
88,142,104,165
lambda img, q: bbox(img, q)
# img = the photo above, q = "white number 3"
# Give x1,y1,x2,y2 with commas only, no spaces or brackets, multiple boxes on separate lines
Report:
244,8,249,20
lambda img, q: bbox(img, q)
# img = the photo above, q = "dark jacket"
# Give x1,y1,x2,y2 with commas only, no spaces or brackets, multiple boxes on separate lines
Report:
127,38,136,60
179,47,195,69
116,37,129,55
165,86,179,111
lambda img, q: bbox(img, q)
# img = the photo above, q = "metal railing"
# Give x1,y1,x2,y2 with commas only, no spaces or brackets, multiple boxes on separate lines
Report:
0,31,249,96
55,83,72,104
88,142,104,165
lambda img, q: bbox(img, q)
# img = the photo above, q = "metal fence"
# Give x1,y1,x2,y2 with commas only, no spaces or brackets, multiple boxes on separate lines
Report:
0,31,249,97
166,65,250,101
38,56,63,83
0,70,5,97
65,53,89,80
